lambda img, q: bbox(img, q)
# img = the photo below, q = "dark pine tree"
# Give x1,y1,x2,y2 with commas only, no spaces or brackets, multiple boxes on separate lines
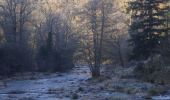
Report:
127,0,170,60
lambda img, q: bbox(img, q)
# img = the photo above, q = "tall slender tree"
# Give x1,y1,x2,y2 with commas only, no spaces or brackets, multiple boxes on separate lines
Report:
128,0,170,60
81,0,113,77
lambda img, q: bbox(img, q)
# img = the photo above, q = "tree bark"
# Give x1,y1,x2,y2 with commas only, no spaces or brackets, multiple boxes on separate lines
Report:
92,67,100,78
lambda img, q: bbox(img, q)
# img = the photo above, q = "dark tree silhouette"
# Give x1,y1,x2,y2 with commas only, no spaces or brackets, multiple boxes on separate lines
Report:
128,0,170,60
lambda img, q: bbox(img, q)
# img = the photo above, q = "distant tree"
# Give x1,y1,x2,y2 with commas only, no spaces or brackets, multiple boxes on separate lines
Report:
128,0,170,60
0,0,37,44
0,0,37,76
104,12,130,67
36,1,76,72
81,0,113,77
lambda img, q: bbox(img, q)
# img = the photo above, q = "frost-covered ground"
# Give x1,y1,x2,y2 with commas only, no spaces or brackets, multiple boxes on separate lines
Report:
0,65,169,100
0,65,90,100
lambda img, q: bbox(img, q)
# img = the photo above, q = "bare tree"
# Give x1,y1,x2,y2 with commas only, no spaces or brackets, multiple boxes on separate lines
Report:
80,0,114,77
104,13,130,67
0,0,37,44
33,0,77,71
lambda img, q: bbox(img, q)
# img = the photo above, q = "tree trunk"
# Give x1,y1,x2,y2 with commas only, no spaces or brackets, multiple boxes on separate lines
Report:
92,67,100,78
118,42,125,67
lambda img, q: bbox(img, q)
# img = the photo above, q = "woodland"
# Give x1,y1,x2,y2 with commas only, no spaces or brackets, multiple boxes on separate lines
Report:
0,0,170,100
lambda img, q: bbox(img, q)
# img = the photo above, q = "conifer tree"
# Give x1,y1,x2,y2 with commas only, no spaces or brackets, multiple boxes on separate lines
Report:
128,0,170,60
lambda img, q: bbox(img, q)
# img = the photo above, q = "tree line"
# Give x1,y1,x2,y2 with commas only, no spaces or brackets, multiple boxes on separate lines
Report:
0,0,169,80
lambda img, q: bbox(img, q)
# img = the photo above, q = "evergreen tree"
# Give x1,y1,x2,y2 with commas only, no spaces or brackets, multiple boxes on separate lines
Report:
128,0,170,60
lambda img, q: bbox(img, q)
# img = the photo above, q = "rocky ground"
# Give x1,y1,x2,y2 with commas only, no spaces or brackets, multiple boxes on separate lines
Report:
0,65,169,100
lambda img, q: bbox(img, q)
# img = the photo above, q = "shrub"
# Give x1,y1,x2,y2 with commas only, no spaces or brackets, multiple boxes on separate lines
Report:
0,44,33,76
134,55,170,84
36,47,74,72
148,86,167,96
